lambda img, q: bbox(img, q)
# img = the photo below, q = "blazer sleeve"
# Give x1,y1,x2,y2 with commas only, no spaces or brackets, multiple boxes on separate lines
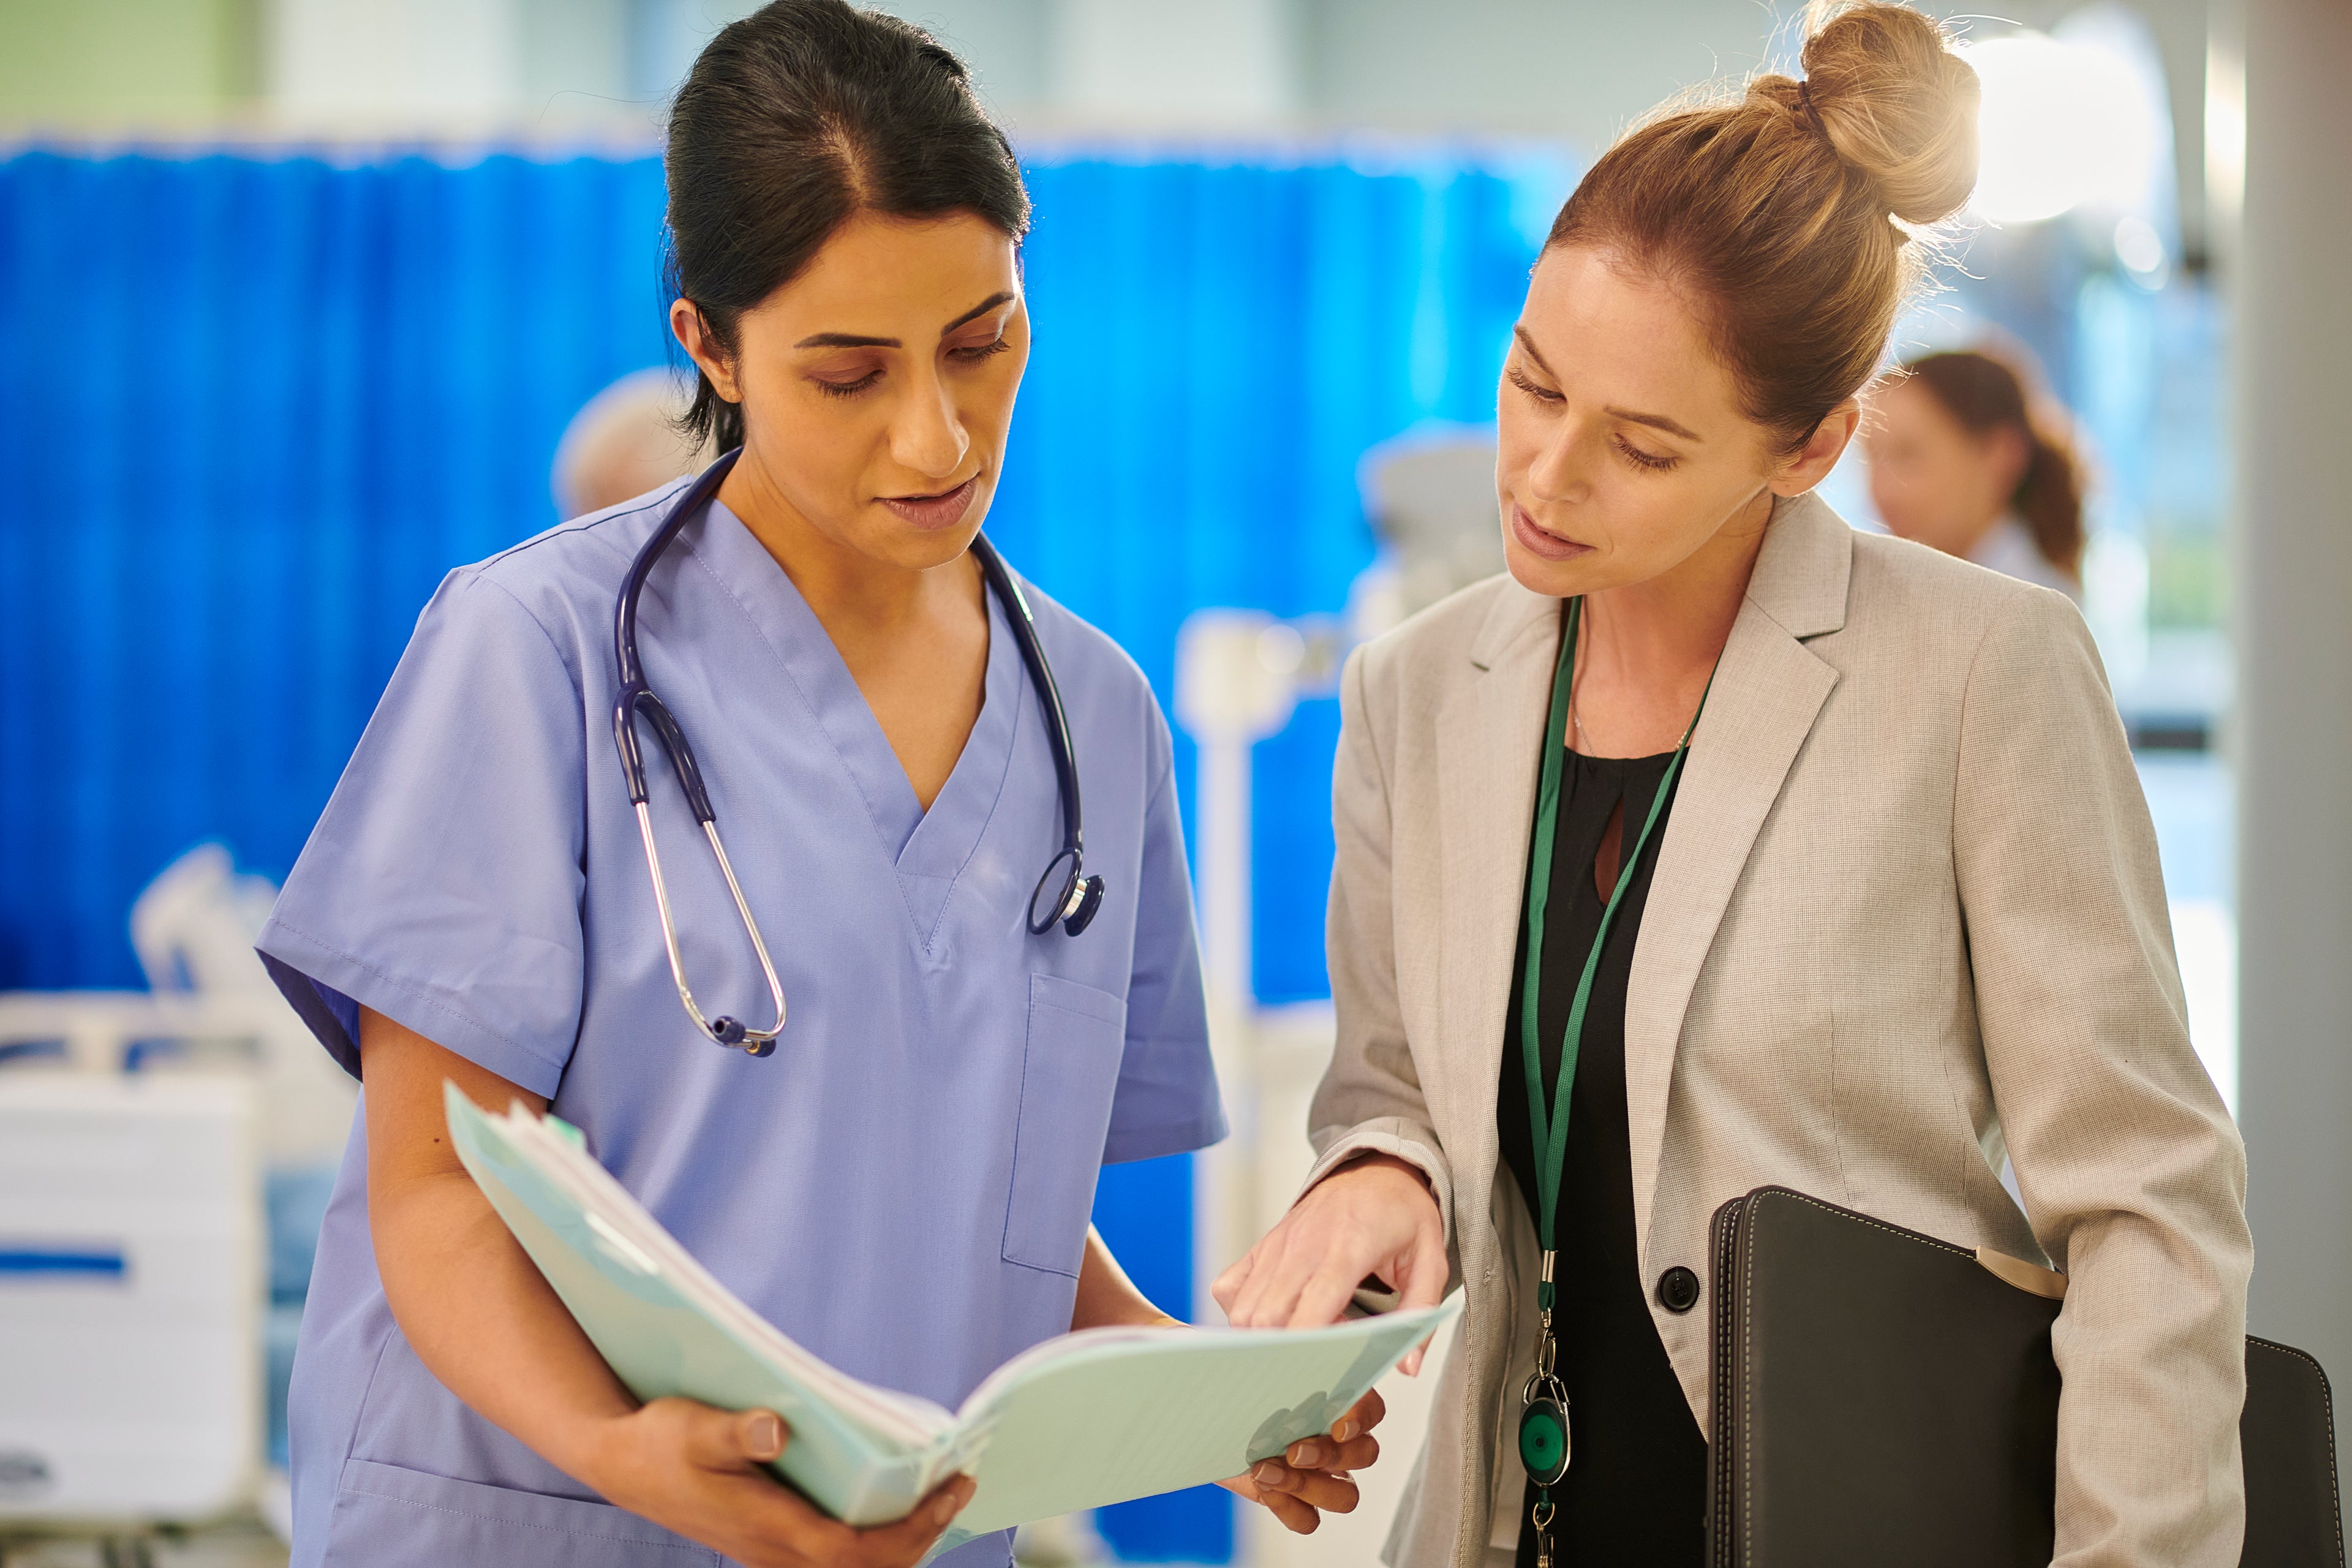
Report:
1299,643,1458,1257
1954,587,2253,1567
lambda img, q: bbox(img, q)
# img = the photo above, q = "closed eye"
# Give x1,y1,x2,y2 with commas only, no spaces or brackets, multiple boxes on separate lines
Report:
1507,364,1562,404
812,369,883,399
1613,434,1678,472
949,336,1012,364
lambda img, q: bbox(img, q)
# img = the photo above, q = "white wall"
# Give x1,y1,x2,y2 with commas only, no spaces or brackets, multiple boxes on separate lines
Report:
268,0,524,124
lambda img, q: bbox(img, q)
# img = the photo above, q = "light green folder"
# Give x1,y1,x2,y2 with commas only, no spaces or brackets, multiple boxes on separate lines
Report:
445,1085,1458,1556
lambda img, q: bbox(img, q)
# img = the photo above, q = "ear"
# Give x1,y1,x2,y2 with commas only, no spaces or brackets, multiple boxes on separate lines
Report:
669,299,742,404
1769,398,1862,497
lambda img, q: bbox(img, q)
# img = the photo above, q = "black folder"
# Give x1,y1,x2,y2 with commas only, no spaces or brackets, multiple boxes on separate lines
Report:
1706,1186,2343,1567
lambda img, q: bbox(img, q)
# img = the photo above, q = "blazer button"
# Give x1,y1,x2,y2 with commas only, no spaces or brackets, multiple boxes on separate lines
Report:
1656,1265,1702,1314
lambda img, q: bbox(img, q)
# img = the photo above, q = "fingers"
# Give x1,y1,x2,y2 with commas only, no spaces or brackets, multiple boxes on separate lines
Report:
1284,1433,1379,1473
701,1464,864,1562
1228,1470,1324,1535
1335,1388,1387,1439
1261,1488,1322,1533
1281,1468,1361,1515
1223,1229,1314,1329
1246,1458,1359,1518
856,1474,976,1566
1284,1261,1369,1330
1400,1330,1438,1378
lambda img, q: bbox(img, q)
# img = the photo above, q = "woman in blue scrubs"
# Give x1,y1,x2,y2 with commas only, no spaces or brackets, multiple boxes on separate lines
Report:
257,4,1375,1564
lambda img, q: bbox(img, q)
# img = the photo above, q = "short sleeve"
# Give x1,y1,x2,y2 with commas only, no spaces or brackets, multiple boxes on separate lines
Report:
1100,715,1224,1164
257,570,587,1098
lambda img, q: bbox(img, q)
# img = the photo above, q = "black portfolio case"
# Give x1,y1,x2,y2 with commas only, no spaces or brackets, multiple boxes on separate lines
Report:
1706,1186,2343,1567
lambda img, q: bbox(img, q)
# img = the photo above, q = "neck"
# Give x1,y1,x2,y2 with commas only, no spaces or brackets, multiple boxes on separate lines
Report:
1581,488,1773,682
717,445,972,639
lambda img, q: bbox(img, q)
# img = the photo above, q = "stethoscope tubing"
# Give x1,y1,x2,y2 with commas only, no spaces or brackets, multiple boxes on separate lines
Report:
610,451,1100,1057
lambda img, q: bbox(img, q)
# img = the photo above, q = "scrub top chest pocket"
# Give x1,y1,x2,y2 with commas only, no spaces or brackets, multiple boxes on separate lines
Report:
1003,974,1129,1277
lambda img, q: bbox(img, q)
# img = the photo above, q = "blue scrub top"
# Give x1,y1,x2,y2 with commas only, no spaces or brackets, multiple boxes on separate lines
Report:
258,480,1223,1568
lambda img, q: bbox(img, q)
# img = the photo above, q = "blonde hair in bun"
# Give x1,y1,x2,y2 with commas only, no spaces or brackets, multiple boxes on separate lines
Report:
1545,1,1980,454
1789,0,1981,225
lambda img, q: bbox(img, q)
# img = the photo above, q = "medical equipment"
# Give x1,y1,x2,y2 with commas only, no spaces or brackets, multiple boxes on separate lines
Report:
0,1074,262,1525
612,450,1104,1057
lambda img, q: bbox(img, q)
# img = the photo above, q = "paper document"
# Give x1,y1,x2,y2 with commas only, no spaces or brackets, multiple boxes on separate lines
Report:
445,1085,1459,1555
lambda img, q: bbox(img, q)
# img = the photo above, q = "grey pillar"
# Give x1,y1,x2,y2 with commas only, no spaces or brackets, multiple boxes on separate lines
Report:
2235,0,2352,1446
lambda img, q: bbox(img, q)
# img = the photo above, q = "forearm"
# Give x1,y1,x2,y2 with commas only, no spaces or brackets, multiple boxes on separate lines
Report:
373,1166,638,1486
361,1005,639,1494
1069,1226,1180,1332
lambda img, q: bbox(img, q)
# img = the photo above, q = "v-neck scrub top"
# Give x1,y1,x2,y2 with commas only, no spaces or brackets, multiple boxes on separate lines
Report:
257,480,1224,1568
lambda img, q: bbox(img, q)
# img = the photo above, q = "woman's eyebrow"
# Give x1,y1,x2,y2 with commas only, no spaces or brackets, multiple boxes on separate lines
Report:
1607,405,1703,443
939,290,1015,336
796,331,895,348
793,291,1016,351
1512,323,1704,443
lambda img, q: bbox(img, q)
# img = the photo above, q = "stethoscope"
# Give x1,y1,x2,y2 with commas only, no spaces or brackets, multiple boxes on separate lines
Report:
611,450,1104,1058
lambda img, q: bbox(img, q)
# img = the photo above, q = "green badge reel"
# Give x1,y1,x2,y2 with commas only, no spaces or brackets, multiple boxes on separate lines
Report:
1518,1368,1569,1486
1517,1251,1569,1489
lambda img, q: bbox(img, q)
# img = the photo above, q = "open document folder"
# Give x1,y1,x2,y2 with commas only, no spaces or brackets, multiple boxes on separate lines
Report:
445,1085,1461,1555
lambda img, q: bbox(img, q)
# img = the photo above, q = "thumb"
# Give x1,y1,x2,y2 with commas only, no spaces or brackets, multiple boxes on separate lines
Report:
1396,1218,1449,1312
685,1404,790,1471
1398,1251,1446,1313
1395,1231,1449,1376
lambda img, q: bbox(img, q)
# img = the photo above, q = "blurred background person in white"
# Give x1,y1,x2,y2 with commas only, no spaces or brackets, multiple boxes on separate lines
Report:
551,367,718,522
1866,347,2087,599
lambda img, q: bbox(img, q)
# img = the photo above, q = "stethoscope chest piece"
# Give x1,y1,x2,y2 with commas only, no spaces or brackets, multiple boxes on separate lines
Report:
1030,846,1106,937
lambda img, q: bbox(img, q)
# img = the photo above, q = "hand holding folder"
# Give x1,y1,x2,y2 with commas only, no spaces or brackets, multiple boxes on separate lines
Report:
444,1085,1458,1558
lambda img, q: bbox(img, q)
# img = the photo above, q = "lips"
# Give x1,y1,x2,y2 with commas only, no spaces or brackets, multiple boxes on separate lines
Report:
1509,502,1591,562
880,476,979,532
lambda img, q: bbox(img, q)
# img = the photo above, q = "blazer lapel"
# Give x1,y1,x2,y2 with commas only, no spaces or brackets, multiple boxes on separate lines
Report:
1435,578,1558,1240
1624,496,1853,1258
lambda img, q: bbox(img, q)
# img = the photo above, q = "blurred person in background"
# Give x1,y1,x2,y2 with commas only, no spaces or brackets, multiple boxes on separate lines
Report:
251,4,1366,1566
552,366,719,520
1216,5,2250,1566
1865,347,2086,600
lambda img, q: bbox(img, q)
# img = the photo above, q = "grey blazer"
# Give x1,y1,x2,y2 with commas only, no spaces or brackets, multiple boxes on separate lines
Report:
1305,495,2253,1567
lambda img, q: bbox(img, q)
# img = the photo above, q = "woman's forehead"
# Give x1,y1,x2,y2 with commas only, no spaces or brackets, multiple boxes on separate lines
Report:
1520,246,1744,435
750,209,1021,339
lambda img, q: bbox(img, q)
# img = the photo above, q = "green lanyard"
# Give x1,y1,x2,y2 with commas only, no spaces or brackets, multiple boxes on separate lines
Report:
1518,596,1715,1302
1513,598,1720,1558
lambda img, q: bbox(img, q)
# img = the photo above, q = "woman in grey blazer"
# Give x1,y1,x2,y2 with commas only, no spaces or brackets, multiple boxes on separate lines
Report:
1214,6,2252,1566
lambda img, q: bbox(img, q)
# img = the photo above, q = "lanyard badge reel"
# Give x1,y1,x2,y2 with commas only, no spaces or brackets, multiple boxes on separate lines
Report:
1513,596,1714,1568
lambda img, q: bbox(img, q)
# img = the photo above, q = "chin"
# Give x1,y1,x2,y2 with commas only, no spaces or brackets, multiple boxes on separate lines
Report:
1499,534,1590,600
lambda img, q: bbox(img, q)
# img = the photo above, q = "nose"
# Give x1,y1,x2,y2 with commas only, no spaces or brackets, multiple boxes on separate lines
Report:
890,364,970,483
1525,413,1598,506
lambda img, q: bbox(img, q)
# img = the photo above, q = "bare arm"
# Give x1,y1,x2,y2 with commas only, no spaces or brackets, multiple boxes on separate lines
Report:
1068,1224,1182,1334
361,1008,971,1567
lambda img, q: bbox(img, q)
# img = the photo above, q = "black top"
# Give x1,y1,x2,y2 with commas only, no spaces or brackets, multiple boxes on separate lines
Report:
1498,741,1709,1566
